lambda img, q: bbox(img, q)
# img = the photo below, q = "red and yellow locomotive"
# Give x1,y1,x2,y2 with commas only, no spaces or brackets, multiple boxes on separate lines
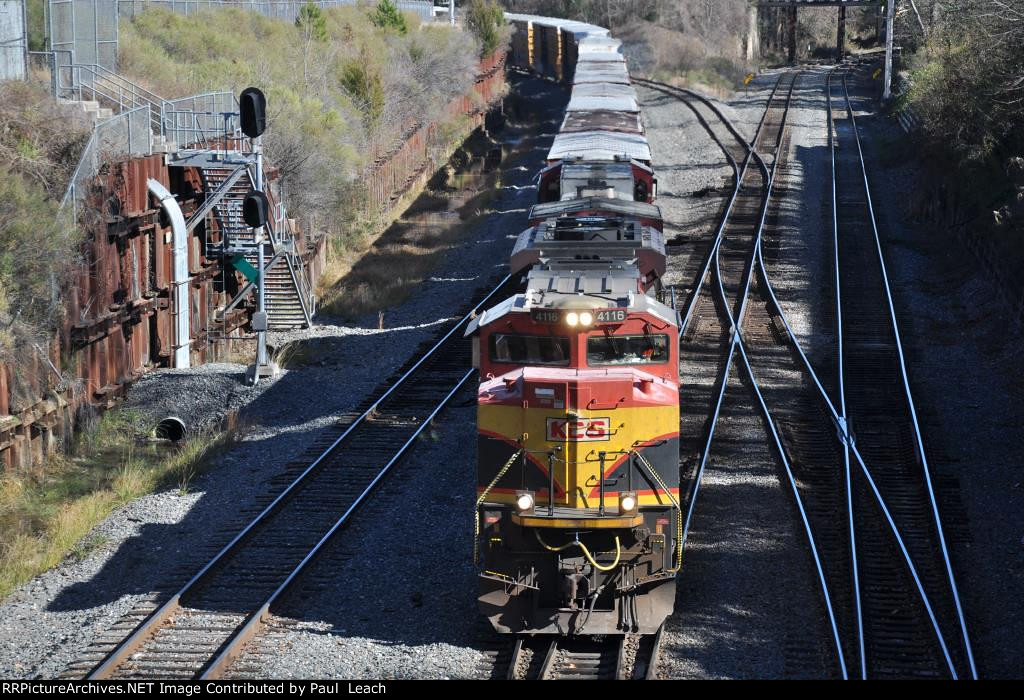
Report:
479,12,679,636
467,261,680,634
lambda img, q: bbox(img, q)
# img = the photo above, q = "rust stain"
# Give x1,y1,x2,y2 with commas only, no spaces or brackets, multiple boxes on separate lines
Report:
0,53,507,470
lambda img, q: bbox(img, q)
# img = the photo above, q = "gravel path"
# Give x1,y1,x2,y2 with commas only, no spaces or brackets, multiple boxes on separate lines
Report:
0,73,566,680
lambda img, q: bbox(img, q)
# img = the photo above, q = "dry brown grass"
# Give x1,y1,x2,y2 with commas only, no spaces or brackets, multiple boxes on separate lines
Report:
318,122,500,320
0,410,242,599
320,192,497,320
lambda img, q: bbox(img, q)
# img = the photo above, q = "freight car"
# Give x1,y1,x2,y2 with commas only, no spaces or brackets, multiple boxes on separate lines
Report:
468,14,680,636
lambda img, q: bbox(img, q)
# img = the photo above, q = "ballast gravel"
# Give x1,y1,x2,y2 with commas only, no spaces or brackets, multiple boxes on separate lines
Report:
0,74,566,680
2,65,1019,680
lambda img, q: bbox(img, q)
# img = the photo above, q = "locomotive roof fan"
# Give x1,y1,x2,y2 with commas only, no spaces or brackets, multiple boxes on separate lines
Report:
239,87,267,138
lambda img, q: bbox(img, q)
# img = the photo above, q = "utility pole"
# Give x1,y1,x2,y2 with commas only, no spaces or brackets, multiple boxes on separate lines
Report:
787,6,797,65
745,2,760,62
883,0,895,100
837,5,846,62
450,0,455,26
251,139,272,386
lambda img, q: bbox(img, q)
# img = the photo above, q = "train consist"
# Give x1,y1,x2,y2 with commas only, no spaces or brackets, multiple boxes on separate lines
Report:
467,15,681,636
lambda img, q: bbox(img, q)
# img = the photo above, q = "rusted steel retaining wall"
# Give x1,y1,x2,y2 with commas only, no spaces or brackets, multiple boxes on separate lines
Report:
0,153,315,470
0,50,505,471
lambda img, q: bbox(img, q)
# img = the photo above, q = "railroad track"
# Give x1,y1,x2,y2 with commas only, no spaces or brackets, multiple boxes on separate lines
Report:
720,65,976,678
631,74,851,678
825,67,975,678
638,65,976,679
66,274,520,680
478,627,664,680
633,73,796,514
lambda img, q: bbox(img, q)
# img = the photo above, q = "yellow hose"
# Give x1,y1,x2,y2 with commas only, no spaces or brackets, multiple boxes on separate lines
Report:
534,530,622,572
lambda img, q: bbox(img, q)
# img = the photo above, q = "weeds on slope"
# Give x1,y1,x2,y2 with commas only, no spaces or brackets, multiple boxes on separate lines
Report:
0,409,240,599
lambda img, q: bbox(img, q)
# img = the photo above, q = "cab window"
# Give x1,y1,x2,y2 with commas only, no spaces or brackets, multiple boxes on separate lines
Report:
490,334,570,366
587,334,669,366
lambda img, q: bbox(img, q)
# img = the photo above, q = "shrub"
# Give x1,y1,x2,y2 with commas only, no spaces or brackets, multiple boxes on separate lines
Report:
118,7,478,250
0,82,88,360
906,8,1024,168
0,167,78,358
340,54,386,130
466,0,507,57
370,0,408,35
296,1,328,42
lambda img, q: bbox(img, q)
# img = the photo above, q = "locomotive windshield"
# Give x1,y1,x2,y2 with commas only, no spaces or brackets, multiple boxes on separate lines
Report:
490,334,570,366
587,334,669,366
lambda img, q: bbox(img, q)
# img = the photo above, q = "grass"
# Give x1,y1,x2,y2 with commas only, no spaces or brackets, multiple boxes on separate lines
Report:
651,66,740,98
0,408,238,600
316,120,500,320
118,6,481,259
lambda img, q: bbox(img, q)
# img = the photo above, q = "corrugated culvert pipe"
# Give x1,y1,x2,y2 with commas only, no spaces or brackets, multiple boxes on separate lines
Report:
156,417,186,442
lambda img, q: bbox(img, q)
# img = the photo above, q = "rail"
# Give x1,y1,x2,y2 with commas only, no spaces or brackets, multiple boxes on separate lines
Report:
668,72,853,678
831,67,976,678
85,272,515,679
499,627,663,680
663,65,977,678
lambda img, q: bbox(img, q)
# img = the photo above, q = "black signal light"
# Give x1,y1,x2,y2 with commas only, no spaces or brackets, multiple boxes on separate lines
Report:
243,190,270,228
239,87,267,138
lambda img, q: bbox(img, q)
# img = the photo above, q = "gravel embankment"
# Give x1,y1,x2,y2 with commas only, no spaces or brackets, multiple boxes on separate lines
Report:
0,73,567,680
227,401,486,679
848,72,1024,680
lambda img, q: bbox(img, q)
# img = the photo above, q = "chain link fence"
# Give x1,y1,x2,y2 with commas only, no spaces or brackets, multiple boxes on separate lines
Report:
49,0,118,71
0,0,27,80
49,0,438,73
118,0,436,22
59,104,152,222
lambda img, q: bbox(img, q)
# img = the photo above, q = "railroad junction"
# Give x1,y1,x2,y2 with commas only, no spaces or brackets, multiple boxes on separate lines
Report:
0,8,1021,682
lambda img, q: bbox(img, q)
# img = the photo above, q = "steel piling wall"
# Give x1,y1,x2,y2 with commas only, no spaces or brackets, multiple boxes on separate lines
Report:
0,50,506,470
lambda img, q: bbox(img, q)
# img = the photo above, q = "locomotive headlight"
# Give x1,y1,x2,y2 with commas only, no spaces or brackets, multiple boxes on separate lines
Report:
619,491,638,515
565,312,579,327
515,491,535,514
579,311,593,326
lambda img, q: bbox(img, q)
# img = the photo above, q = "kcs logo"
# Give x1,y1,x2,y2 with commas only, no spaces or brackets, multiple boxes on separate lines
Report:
546,417,611,442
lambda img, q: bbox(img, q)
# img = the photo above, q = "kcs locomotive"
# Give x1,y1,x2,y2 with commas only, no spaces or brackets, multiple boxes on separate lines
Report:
466,14,681,636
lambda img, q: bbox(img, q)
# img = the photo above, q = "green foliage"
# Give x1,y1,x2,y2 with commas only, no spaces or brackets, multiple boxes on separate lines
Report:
466,0,506,57
370,0,408,35
296,1,328,42
0,167,78,358
340,54,386,129
906,7,1024,168
0,81,91,200
25,0,46,51
0,81,88,367
119,6,478,253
